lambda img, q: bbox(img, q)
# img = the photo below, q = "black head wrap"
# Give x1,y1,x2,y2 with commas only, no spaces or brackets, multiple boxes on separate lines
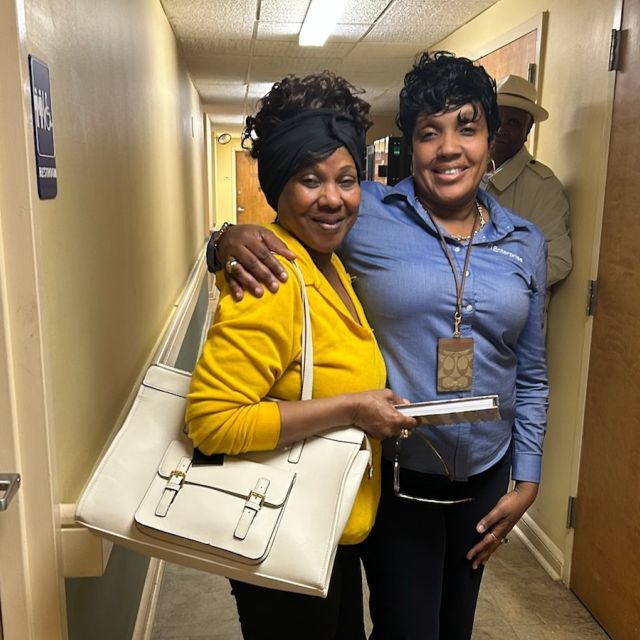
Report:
255,108,366,212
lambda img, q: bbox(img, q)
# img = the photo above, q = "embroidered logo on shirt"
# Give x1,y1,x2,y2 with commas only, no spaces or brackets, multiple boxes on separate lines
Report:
489,245,523,263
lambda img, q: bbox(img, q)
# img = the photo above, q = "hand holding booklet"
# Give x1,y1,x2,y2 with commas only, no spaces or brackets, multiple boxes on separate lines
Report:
395,395,500,426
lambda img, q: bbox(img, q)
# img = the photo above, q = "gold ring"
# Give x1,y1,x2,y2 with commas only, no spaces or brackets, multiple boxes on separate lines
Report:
400,428,410,439
489,531,502,544
225,259,239,276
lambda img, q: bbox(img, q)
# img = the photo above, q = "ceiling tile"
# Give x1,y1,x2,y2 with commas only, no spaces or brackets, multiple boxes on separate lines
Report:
365,20,453,44
345,41,420,60
170,16,255,40
328,23,371,42
194,82,247,99
341,0,392,23
187,55,251,81
161,0,257,22
247,81,281,98
249,55,344,83
162,0,501,120
366,0,496,42
203,103,246,125
180,37,253,56
256,21,301,40
253,40,353,58
259,0,310,22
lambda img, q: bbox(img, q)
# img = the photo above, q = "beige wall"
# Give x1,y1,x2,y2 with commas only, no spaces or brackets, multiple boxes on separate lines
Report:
22,0,206,501
435,0,618,573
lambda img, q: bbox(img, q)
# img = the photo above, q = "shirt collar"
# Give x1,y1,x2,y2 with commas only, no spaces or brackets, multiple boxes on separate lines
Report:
381,176,418,204
476,189,521,241
488,146,533,192
379,176,522,242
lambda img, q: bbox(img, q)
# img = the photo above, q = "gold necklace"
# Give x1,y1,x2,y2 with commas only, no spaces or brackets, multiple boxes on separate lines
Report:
451,200,485,242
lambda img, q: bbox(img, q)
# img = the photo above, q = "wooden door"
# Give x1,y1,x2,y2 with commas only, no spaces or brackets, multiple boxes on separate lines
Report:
235,150,276,224
476,29,538,82
571,3,640,638
476,29,539,155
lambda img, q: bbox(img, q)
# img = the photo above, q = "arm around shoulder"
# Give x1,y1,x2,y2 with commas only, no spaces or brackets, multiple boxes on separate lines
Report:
215,223,297,299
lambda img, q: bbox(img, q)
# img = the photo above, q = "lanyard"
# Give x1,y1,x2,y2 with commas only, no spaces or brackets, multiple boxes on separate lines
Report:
426,207,477,337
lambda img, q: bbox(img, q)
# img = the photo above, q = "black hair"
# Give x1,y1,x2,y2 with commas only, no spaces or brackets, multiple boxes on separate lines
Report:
243,71,373,160
396,51,500,146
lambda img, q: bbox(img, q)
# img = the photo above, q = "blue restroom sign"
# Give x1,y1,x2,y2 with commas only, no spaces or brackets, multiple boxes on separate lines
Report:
28,55,57,199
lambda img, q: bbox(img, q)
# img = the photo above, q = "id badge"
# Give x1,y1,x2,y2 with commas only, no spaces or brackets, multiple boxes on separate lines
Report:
437,337,474,392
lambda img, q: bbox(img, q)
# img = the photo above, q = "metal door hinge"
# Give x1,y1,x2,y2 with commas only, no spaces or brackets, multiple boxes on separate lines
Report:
0,473,21,512
566,495,577,529
609,29,622,71
587,279,598,316
527,63,537,85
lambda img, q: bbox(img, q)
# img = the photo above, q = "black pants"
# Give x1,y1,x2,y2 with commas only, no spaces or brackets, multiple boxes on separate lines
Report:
361,454,511,640
230,544,366,640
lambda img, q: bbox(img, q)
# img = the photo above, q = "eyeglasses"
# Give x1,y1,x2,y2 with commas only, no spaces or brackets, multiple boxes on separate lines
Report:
393,429,473,505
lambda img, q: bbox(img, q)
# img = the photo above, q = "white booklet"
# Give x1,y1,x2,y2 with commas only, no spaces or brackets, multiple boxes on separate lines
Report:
395,395,500,426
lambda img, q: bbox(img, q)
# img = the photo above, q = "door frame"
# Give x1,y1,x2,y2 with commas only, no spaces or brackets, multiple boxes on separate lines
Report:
471,13,546,155
0,1,67,638
561,0,624,585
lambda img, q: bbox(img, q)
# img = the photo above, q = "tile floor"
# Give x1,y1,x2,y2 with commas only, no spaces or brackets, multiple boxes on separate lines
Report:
150,536,609,639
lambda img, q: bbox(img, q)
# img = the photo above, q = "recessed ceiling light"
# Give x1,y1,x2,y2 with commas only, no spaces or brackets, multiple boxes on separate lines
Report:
299,0,347,47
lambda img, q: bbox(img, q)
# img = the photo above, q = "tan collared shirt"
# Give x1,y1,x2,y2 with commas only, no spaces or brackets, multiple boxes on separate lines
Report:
484,147,572,287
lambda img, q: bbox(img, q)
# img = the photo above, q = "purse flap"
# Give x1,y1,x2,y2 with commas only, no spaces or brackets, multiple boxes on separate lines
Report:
158,440,295,508
143,364,192,398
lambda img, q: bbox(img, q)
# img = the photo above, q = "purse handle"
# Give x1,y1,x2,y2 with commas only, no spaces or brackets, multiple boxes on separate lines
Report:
287,260,313,464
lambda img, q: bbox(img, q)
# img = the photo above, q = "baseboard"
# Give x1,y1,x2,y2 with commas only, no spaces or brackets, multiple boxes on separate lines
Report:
132,558,165,640
514,513,564,581
60,504,114,577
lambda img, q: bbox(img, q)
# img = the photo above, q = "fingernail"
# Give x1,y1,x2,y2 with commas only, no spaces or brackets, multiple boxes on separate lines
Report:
477,524,485,533
279,272,288,281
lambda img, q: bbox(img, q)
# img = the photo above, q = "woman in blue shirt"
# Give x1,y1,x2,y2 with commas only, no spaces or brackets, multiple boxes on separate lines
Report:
214,52,548,640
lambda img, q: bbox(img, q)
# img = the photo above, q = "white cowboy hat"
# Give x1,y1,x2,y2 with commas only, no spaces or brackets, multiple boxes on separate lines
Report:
496,74,549,123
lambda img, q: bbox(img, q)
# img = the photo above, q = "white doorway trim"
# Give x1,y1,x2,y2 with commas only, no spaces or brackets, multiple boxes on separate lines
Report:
0,1,67,638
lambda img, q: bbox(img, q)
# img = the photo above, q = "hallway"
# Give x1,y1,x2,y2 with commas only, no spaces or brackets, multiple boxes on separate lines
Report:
1,0,634,638
150,536,608,639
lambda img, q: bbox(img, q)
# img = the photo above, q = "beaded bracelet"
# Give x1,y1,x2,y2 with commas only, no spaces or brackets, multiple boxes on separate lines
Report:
213,221,234,253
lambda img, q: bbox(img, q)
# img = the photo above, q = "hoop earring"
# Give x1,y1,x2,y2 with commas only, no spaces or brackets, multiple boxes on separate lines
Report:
487,158,496,174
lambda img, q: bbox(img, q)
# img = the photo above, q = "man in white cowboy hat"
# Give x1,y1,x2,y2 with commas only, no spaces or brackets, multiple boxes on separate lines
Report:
484,74,572,290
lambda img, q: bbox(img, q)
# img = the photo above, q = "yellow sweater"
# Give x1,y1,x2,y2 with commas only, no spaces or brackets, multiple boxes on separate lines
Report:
186,224,385,544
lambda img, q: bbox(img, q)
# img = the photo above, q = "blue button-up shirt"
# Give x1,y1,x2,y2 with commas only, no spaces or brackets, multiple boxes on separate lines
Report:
340,178,548,483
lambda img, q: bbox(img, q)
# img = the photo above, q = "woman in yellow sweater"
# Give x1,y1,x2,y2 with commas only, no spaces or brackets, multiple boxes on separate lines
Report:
186,72,416,640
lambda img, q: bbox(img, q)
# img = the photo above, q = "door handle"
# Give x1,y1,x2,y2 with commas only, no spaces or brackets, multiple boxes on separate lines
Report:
0,473,21,512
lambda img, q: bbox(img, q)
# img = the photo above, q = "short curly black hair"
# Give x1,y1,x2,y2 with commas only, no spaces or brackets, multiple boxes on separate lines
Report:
396,51,499,147
243,71,373,159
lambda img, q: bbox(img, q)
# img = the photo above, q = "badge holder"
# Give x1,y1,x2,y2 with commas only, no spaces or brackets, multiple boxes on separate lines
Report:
428,206,478,393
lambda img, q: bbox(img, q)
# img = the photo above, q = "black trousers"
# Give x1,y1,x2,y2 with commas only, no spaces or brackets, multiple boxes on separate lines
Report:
361,454,511,640
229,544,366,640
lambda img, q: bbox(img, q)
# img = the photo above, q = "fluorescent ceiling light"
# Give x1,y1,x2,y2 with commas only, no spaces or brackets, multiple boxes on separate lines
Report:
299,0,347,47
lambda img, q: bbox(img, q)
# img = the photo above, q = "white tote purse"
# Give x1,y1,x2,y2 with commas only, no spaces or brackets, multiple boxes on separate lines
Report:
76,262,372,597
